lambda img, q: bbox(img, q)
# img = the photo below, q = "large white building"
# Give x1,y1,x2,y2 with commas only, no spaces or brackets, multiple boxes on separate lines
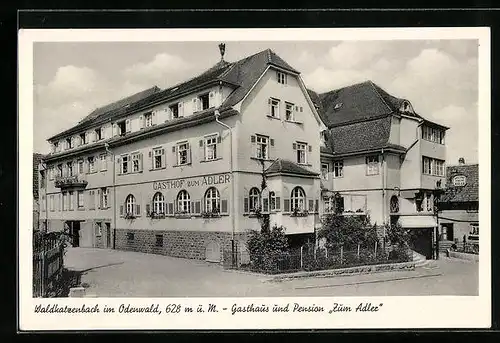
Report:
38,44,448,261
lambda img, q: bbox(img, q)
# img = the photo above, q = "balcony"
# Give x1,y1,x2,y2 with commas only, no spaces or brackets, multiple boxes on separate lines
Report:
54,175,88,189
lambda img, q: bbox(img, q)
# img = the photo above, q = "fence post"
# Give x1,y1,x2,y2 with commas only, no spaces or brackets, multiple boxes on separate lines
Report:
300,246,303,269
340,245,343,265
357,244,360,259
374,241,378,259
325,247,328,259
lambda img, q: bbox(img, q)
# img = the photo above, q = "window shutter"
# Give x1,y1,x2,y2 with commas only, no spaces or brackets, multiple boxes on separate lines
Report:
179,102,184,117
187,144,192,164
199,139,204,147
251,135,256,143
168,203,174,215
195,201,201,214
126,119,131,133
97,189,102,209
90,131,96,143
293,143,297,150
270,138,275,146
135,204,141,216
85,132,89,143
193,98,198,112
209,91,215,108
263,197,269,213
243,197,249,213
139,115,144,129
308,145,312,152
112,124,117,137
101,127,105,139
283,198,290,213
120,205,124,216
315,199,319,213
221,199,228,214
199,139,205,161
275,196,281,211
139,153,143,171
148,150,153,169
146,203,150,215
308,199,314,212
160,148,165,167
190,202,195,214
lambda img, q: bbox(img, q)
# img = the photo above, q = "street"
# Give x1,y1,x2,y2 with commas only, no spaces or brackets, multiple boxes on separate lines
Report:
63,247,479,297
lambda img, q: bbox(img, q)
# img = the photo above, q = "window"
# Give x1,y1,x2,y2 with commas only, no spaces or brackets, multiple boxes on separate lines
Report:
77,190,84,208
125,194,136,215
390,196,399,213
78,160,84,174
89,190,95,210
95,127,102,141
101,188,108,209
277,71,287,85
422,125,445,144
205,135,218,161
321,163,329,180
249,188,261,212
121,155,129,174
285,102,294,121
62,192,67,211
291,187,306,211
155,234,163,247
132,153,142,173
69,191,74,210
470,223,479,236
199,93,210,111
127,232,134,241
50,195,54,211
100,154,107,171
66,162,73,176
53,141,59,152
57,164,63,177
176,190,191,213
66,137,73,149
425,192,433,212
333,160,344,178
177,142,190,165
256,135,269,159
79,133,86,145
88,156,96,173
144,112,153,127
152,192,165,214
296,142,307,164
152,147,165,169
269,191,277,211
117,121,126,136
269,98,280,118
453,175,467,186
204,187,220,213
422,156,445,176
170,103,180,119
366,155,379,175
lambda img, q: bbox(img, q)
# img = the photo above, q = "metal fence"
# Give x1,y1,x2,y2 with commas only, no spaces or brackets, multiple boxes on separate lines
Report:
33,232,65,297
223,242,410,274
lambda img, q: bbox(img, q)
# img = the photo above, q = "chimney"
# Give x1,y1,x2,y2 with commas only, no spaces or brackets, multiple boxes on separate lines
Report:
218,43,226,61
458,157,466,165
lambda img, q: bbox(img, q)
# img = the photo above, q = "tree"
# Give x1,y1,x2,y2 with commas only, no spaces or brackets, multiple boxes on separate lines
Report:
318,212,378,250
384,222,411,261
246,224,289,272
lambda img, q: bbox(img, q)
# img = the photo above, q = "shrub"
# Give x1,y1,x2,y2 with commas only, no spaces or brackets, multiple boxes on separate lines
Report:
318,213,378,250
246,224,290,273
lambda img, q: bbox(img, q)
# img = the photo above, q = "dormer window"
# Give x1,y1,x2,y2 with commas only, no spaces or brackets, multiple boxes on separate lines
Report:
117,121,127,136
170,103,180,119
277,71,287,85
95,127,102,141
66,137,73,150
334,103,343,110
79,133,86,145
199,93,210,111
144,112,153,127
453,175,466,186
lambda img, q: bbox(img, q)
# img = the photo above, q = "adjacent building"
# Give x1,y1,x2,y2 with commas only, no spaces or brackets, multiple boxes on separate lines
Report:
438,160,479,251
38,45,452,261
33,153,43,230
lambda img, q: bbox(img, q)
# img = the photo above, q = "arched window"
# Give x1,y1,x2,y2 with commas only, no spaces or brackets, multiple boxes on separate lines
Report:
204,187,220,213
177,190,191,213
390,195,399,213
291,187,306,211
152,192,165,214
125,194,136,214
249,187,261,211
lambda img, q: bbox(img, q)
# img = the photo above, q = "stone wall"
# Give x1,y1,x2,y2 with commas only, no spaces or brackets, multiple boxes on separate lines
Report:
115,228,249,261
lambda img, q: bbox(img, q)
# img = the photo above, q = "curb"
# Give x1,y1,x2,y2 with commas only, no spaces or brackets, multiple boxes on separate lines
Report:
447,250,479,262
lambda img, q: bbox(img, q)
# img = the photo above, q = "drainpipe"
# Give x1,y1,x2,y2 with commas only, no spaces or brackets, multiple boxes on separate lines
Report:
105,143,116,249
214,108,235,266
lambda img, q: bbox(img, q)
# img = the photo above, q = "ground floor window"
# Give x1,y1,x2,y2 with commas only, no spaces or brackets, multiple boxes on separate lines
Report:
155,234,163,247
153,192,165,214
126,194,136,215
249,187,261,212
204,187,220,213
177,190,191,213
291,186,306,211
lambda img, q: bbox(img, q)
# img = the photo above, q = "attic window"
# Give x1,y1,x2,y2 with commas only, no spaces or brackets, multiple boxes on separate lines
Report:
334,103,343,110
453,175,466,187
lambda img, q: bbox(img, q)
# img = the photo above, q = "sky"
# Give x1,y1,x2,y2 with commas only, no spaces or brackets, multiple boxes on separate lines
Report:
33,40,479,164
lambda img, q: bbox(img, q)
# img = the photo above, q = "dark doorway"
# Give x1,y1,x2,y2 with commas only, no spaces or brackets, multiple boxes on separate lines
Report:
409,228,433,259
70,221,81,247
105,223,111,248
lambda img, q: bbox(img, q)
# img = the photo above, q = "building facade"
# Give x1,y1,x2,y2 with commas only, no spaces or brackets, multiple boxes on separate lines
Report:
310,81,448,259
33,153,43,230
39,46,325,261
39,46,450,261
438,160,479,252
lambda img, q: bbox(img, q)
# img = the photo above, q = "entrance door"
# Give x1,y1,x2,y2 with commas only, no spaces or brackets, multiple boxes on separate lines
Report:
409,228,433,259
205,241,221,262
71,221,80,247
105,223,111,248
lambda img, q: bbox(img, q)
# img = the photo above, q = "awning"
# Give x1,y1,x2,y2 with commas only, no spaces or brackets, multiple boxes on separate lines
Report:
399,215,437,228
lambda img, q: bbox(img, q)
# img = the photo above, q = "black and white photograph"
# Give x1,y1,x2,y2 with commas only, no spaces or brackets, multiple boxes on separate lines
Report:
19,27,491,330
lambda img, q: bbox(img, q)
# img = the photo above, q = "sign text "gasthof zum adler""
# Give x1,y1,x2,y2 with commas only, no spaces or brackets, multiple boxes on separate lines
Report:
152,173,231,190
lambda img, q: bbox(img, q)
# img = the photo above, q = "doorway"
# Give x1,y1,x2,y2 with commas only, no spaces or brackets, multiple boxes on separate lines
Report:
105,223,111,248
70,221,81,247
409,228,433,259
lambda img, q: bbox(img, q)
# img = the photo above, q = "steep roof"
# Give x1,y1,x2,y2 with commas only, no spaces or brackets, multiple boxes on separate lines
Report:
440,164,479,203
49,48,299,142
312,80,421,127
265,158,319,177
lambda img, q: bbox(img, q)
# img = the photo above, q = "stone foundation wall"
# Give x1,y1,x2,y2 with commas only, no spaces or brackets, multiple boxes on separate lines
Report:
115,228,249,261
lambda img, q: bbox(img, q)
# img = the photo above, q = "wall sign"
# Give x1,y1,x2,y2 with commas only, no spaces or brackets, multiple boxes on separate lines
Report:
153,173,231,190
